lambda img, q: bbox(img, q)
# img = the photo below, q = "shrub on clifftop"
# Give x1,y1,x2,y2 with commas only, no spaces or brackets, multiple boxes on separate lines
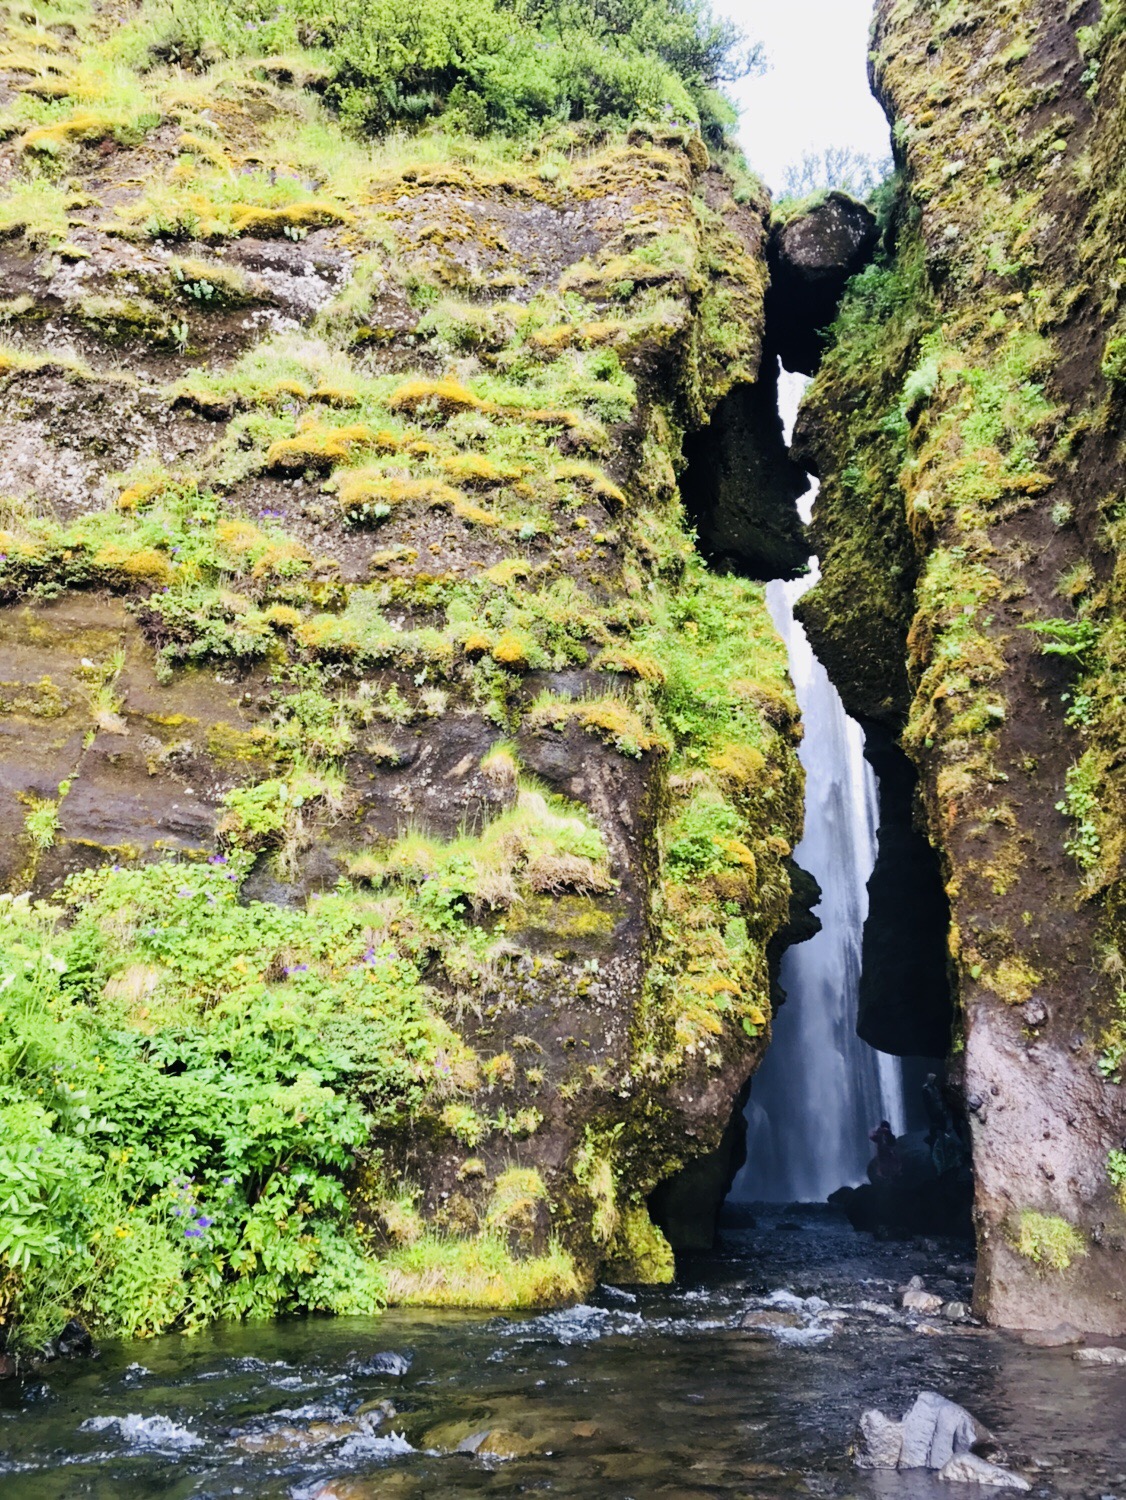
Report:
148,0,758,140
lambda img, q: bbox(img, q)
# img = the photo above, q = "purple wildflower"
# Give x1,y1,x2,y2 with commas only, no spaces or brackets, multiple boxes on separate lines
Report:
185,1227,202,1238
197,1217,213,1229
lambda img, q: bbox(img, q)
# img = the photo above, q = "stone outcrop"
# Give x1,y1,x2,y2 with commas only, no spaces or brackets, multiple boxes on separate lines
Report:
799,0,1126,1330
766,191,880,376
0,0,808,1340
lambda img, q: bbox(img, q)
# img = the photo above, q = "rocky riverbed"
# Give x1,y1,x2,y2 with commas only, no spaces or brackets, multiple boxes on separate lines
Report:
1,1207,1123,1499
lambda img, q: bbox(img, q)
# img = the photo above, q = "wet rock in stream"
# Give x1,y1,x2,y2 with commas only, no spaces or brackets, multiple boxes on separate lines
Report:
855,1391,1030,1489
350,1351,413,1377
1073,1346,1126,1365
1021,1326,1082,1349
939,1454,1032,1490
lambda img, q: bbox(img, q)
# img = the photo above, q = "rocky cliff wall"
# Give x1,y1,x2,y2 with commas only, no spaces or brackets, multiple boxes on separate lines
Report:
0,0,807,1343
800,0,1126,1331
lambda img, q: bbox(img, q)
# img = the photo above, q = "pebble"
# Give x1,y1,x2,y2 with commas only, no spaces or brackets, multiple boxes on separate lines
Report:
903,1288,944,1314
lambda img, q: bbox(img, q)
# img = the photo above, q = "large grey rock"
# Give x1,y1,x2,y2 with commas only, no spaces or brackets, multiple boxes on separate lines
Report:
938,1454,1031,1490
900,1392,995,1470
855,1409,904,1469
1073,1345,1126,1365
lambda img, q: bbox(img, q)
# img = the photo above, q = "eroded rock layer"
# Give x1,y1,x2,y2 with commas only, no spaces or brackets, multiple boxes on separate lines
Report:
800,0,1126,1330
0,0,806,1341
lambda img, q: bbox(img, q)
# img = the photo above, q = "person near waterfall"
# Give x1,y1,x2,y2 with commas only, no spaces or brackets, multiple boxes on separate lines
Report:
868,1120,901,1183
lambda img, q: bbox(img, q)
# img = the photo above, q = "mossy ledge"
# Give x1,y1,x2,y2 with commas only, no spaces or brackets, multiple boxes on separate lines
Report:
799,0,1126,1332
0,0,803,1346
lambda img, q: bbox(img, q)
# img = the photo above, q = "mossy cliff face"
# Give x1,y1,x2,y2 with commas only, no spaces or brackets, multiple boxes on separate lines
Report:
0,0,804,1343
801,0,1126,1331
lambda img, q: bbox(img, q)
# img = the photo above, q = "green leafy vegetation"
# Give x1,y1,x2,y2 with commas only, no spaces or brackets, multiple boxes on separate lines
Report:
0,865,410,1345
141,0,758,141
1108,1148,1126,1206
1010,1210,1088,1273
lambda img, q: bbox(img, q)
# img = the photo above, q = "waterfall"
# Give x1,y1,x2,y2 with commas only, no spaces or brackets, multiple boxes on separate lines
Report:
732,371,905,1204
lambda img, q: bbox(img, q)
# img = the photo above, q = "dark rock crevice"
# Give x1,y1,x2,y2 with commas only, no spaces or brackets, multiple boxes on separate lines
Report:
858,724,954,1061
679,364,808,581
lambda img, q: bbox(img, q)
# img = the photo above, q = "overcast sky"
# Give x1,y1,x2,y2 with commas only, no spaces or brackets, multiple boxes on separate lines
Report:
715,0,892,193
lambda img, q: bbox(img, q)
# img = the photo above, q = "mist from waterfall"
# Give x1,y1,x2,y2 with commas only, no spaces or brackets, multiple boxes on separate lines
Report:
731,371,905,1204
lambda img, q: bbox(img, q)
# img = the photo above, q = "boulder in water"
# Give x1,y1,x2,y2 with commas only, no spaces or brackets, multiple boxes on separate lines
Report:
740,1308,804,1334
938,1454,1031,1490
455,1428,543,1460
352,1350,412,1377
1073,1345,1126,1365
854,1391,1002,1474
902,1287,944,1315
53,1318,95,1360
854,1410,904,1469
1020,1325,1081,1348
900,1392,996,1469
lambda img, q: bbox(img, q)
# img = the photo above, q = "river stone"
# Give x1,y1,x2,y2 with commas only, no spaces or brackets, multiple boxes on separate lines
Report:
938,1454,1031,1490
237,1418,367,1454
53,1318,95,1359
855,1409,904,1469
353,1350,412,1376
740,1308,805,1333
455,1428,541,1460
902,1288,944,1315
1020,1325,1081,1348
900,1392,994,1469
1073,1346,1126,1365
943,1302,974,1322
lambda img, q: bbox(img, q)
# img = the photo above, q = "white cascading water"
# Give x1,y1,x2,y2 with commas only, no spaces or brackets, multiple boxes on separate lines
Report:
731,370,905,1204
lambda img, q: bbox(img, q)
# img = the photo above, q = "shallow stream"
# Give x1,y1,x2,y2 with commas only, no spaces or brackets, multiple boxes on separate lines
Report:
3,1208,1124,1500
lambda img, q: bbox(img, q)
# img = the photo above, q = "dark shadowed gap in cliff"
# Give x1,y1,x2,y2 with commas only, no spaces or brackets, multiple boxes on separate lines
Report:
678,359,809,583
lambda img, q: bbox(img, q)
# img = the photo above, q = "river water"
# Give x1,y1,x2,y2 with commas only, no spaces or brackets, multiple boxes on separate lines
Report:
3,1207,1124,1499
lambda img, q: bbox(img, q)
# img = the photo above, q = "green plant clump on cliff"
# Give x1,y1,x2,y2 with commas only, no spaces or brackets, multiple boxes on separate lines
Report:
0,846,585,1346
1010,1211,1088,1273
145,0,757,141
